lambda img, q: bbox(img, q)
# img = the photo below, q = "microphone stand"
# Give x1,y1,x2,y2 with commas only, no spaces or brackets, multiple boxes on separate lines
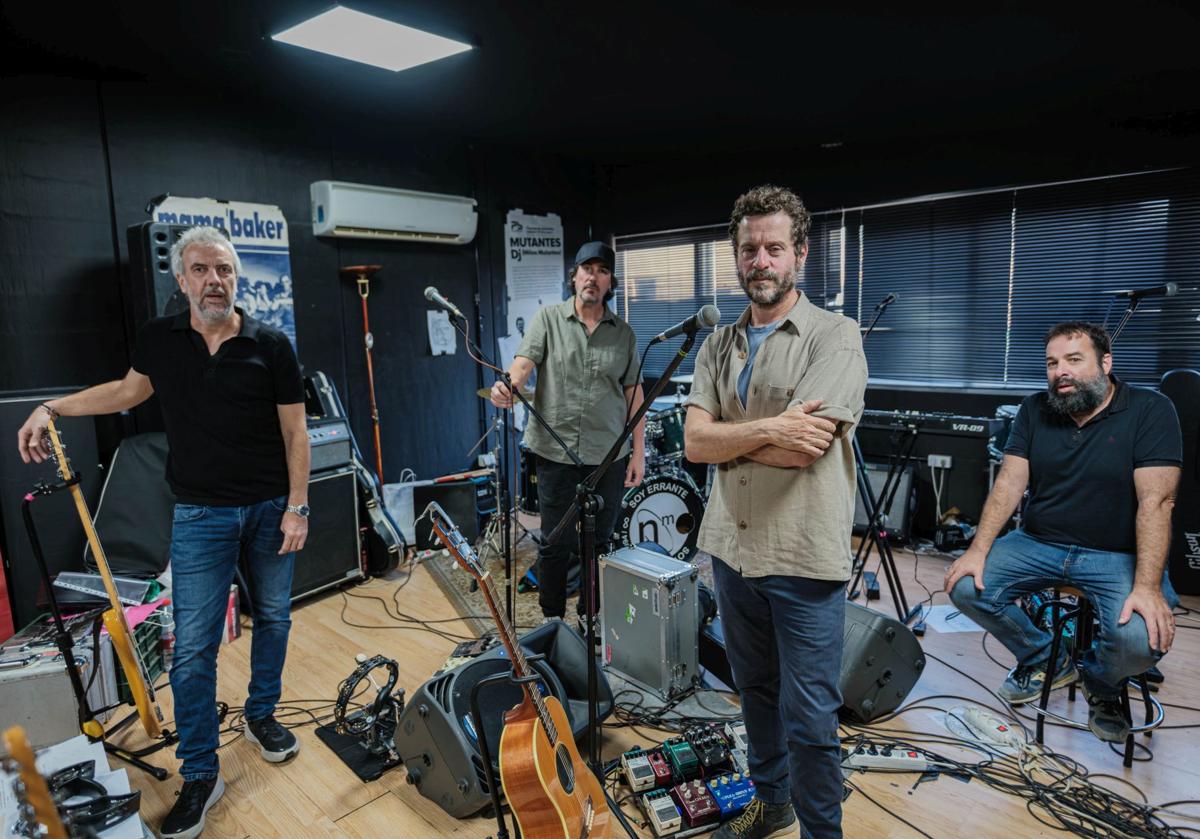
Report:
1105,295,1142,345
456,311,585,629
542,330,701,773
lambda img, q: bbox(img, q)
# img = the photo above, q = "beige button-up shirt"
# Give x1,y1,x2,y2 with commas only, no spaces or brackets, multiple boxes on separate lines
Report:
516,298,641,465
687,292,867,580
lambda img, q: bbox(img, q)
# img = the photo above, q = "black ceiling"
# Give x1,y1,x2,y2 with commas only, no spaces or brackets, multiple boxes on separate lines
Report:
3,1,1199,164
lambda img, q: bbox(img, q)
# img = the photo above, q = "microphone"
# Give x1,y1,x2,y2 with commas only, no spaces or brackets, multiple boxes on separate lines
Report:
875,292,898,310
424,286,465,319
649,304,720,344
1111,282,1178,300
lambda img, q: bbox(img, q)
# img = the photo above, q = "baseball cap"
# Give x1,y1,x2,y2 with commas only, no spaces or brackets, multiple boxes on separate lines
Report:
573,241,615,269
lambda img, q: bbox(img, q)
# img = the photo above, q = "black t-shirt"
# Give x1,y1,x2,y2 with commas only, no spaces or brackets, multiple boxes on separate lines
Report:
1005,377,1182,552
132,309,304,506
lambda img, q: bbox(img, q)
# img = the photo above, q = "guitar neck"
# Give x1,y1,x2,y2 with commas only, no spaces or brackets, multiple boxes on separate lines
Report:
475,573,558,740
432,513,561,746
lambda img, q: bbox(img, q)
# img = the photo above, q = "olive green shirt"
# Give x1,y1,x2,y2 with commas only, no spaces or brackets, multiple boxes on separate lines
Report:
687,292,867,580
516,298,641,465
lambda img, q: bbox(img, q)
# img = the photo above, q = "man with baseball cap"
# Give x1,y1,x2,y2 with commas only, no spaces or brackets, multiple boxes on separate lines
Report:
492,242,646,628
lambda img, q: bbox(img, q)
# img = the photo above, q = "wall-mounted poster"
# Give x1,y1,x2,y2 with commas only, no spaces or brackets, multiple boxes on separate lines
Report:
153,196,297,346
504,209,564,339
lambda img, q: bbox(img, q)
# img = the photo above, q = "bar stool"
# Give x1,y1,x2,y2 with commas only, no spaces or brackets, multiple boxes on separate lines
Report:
1031,587,1163,767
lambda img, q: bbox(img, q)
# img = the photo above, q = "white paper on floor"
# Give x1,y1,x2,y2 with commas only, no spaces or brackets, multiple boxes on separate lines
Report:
919,604,984,633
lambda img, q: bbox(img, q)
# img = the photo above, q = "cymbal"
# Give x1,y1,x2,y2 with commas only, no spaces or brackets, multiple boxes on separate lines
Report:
650,394,688,408
669,373,694,384
477,386,535,401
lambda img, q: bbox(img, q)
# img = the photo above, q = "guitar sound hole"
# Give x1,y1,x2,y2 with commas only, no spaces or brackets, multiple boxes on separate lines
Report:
555,743,575,794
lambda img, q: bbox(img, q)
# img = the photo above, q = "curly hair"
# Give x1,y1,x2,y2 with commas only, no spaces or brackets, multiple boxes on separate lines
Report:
728,184,812,255
1044,321,1111,359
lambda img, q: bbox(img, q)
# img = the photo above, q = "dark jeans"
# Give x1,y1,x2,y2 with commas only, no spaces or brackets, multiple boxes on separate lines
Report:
950,529,1174,696
535,455,628,619
169,496,295,781
710,554,846,839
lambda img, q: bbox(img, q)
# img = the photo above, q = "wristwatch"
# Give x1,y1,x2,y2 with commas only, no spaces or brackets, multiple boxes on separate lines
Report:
285,504,310,518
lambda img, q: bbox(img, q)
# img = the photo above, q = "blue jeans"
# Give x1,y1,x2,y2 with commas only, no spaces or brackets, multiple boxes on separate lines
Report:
709,554,846,839
949,529,1174,697
169,496,295,780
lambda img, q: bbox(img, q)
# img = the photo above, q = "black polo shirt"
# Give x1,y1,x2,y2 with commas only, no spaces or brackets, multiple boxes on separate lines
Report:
132,308,304,506
1005,376,1182,553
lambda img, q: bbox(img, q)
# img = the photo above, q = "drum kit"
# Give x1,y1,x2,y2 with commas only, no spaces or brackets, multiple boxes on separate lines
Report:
476,373,708,561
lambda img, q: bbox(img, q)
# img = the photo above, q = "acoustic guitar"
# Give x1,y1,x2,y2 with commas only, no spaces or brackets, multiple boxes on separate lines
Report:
3,726,69,839
44,421,165,739
425,503,611,839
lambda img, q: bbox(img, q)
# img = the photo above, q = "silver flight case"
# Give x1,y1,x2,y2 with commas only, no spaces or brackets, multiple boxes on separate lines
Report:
599,546,699,698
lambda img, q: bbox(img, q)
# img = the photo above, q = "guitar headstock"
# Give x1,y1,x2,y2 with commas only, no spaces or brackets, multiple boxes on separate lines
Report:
2,726,69,839
42,419,76,483
423,502,486,582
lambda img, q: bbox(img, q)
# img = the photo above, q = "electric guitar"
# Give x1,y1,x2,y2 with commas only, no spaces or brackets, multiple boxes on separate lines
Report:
3,726,69,839
44,421,165,739
425,503,611,839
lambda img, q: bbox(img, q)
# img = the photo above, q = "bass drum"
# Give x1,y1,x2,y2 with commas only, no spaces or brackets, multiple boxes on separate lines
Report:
616,471,705,561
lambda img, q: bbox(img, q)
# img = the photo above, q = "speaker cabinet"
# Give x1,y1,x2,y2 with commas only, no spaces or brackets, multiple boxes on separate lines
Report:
291,467,364,601
395,619,612,818
853,461,915,541
840,601,925,723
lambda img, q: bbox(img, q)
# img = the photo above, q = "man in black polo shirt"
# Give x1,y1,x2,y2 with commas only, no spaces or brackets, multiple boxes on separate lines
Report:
945,321,1181,743
16,226,310,839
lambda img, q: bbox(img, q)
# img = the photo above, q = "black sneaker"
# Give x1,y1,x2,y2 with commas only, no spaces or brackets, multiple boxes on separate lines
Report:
161,776,224,839
712,798,797,839
245,715,300,763
1083,686,1130,743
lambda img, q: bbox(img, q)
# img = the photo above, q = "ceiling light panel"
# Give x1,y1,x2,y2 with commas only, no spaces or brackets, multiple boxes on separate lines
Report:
272,7,471,73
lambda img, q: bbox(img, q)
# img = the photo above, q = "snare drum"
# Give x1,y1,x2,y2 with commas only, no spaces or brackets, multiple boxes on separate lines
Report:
648,406,687,461
616,471,704,561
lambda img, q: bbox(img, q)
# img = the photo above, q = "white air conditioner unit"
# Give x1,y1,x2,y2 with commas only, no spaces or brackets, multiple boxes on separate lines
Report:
310,181,478,244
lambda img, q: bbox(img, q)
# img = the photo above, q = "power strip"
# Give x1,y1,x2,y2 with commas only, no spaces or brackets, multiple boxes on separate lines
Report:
842,744,928,771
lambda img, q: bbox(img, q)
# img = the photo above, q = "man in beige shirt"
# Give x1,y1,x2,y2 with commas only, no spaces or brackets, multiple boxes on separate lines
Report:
492,242,646,625
685,185,867,839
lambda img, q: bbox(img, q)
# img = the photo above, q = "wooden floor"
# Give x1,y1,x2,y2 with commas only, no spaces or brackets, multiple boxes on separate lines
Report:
112,548,1200,838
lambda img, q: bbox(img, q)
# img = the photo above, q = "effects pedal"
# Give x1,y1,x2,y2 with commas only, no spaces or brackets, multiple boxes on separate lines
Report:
683,724,731,772
730,747,749,775
671,779,721,829
647,749,673,788
842,743,928,771
724,720,748,753
621,748,656,793
707,772,756,819
663,737,700,780
643,789,682,836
